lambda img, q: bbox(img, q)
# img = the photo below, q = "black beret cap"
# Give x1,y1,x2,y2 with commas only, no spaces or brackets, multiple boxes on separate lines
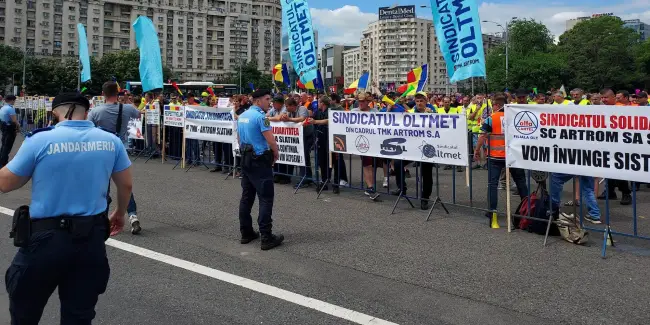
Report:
251,89,272,99
272,95,285,103
52,92,90,110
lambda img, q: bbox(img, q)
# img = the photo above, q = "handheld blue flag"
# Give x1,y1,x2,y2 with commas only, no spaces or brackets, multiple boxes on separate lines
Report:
428,0,486,83
76,23,91,82
133,16,163,92
281,0,318,84
248,82,255,92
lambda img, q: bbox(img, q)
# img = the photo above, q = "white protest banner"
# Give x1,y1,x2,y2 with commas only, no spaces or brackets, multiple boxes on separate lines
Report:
217,97,231,108
183,105,235,143
163,105,183,127
328,110,469,166
505,104,650,183
145,102,160,125
232,121,240,157
91,96,105,110
45,97,54,111
272,121,305,166
128,118,144,140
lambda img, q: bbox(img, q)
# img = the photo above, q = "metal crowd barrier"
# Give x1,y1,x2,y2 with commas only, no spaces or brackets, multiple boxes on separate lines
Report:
154,125,649,258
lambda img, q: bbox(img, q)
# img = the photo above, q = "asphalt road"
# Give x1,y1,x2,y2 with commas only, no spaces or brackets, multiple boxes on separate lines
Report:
1,138,650,325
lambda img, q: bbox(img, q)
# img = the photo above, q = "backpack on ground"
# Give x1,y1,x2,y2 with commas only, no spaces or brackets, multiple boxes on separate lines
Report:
514,183,560,236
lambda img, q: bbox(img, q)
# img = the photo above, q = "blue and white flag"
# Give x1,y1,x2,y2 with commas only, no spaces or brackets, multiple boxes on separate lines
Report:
281,0,318,84
76,23,91,83
428,0,486,83
133,16,163,92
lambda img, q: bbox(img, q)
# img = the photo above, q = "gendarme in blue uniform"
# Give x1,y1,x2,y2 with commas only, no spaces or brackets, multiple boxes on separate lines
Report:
7,120,131,218
0,102,16,124
237,105,271,155
5,117,131,324
0,101,18,167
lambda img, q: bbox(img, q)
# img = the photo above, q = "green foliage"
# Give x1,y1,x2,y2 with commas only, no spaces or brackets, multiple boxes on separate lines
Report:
0,46,173,96
558,16,640,92
508,19,555,55
226,60,275,92
486,16,648,93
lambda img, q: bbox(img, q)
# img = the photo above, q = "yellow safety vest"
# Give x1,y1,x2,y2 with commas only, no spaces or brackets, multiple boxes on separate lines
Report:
436,107,461,114
577,99,590,105
553,100,571,105
467,103,487,132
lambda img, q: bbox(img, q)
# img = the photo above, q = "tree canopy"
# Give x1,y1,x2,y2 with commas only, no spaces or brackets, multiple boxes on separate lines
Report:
0,47,173,96
485,16,647,93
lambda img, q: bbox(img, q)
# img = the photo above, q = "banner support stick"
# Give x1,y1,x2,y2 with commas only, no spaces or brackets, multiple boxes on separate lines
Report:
162,121,166,164
543,173,555,247
181,129,186,169
506,166,512,232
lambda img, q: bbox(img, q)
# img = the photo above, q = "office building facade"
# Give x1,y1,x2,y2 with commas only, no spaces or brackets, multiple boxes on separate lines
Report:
0,0,282,82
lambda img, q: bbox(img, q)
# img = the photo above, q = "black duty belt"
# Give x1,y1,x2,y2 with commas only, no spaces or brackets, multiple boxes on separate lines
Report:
31,213,106,233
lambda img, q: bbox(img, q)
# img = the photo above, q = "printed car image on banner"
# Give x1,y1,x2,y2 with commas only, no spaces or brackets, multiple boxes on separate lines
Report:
271,121,306,167
281,0,318,84
428,0,486,83
163,105,184,127
328,111,469,166
183,105,235,143
128,118,144,140
505,104,650,183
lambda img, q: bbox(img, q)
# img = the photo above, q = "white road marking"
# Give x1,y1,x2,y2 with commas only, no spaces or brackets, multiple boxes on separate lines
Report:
0,206,398,325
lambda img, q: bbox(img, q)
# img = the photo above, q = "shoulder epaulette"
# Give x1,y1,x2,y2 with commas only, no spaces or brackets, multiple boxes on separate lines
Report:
26,126,54,138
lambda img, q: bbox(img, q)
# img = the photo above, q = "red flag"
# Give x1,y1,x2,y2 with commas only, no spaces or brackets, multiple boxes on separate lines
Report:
297,80,306,89
171,82,183,96
206,87,215,97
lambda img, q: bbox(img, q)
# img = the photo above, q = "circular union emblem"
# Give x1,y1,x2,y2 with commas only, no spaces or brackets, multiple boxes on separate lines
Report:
355,135,370,153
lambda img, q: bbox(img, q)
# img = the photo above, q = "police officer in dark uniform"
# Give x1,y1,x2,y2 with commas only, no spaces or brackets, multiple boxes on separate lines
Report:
0,93,133,324
237,89,284,250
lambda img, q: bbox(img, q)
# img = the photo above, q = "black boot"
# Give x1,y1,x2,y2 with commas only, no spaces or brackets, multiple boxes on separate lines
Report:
261,234,284,251
421,199,430,210
240,230,259,244
332,186,340,194
620,194,632,205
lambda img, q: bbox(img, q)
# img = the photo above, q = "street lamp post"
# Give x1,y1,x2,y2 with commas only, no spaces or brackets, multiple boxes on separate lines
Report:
483,18,517,90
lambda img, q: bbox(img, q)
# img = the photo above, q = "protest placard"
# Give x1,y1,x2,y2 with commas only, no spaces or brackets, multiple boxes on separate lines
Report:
145,102,160,125
128,118,144,140
183,105,235,143
163,105,183,127
217,97,231,108
272,121,305,166
506,104,650,182
328,110,469,166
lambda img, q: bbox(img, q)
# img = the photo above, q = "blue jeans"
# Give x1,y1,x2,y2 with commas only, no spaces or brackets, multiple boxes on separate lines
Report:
488,159,528,211
107,184,137,216
550,174,600,219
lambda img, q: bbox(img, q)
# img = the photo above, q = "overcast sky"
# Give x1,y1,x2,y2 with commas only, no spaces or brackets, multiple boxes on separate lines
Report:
304,0,650,48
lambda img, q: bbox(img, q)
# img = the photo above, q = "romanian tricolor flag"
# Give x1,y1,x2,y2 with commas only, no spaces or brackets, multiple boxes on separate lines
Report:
296,70,324,90
272,64,290,87
344,72,370,94
406,64,428,92
165,105,181,111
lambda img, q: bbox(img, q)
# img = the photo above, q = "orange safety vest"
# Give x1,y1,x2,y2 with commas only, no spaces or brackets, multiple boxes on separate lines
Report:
489,111,506,158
